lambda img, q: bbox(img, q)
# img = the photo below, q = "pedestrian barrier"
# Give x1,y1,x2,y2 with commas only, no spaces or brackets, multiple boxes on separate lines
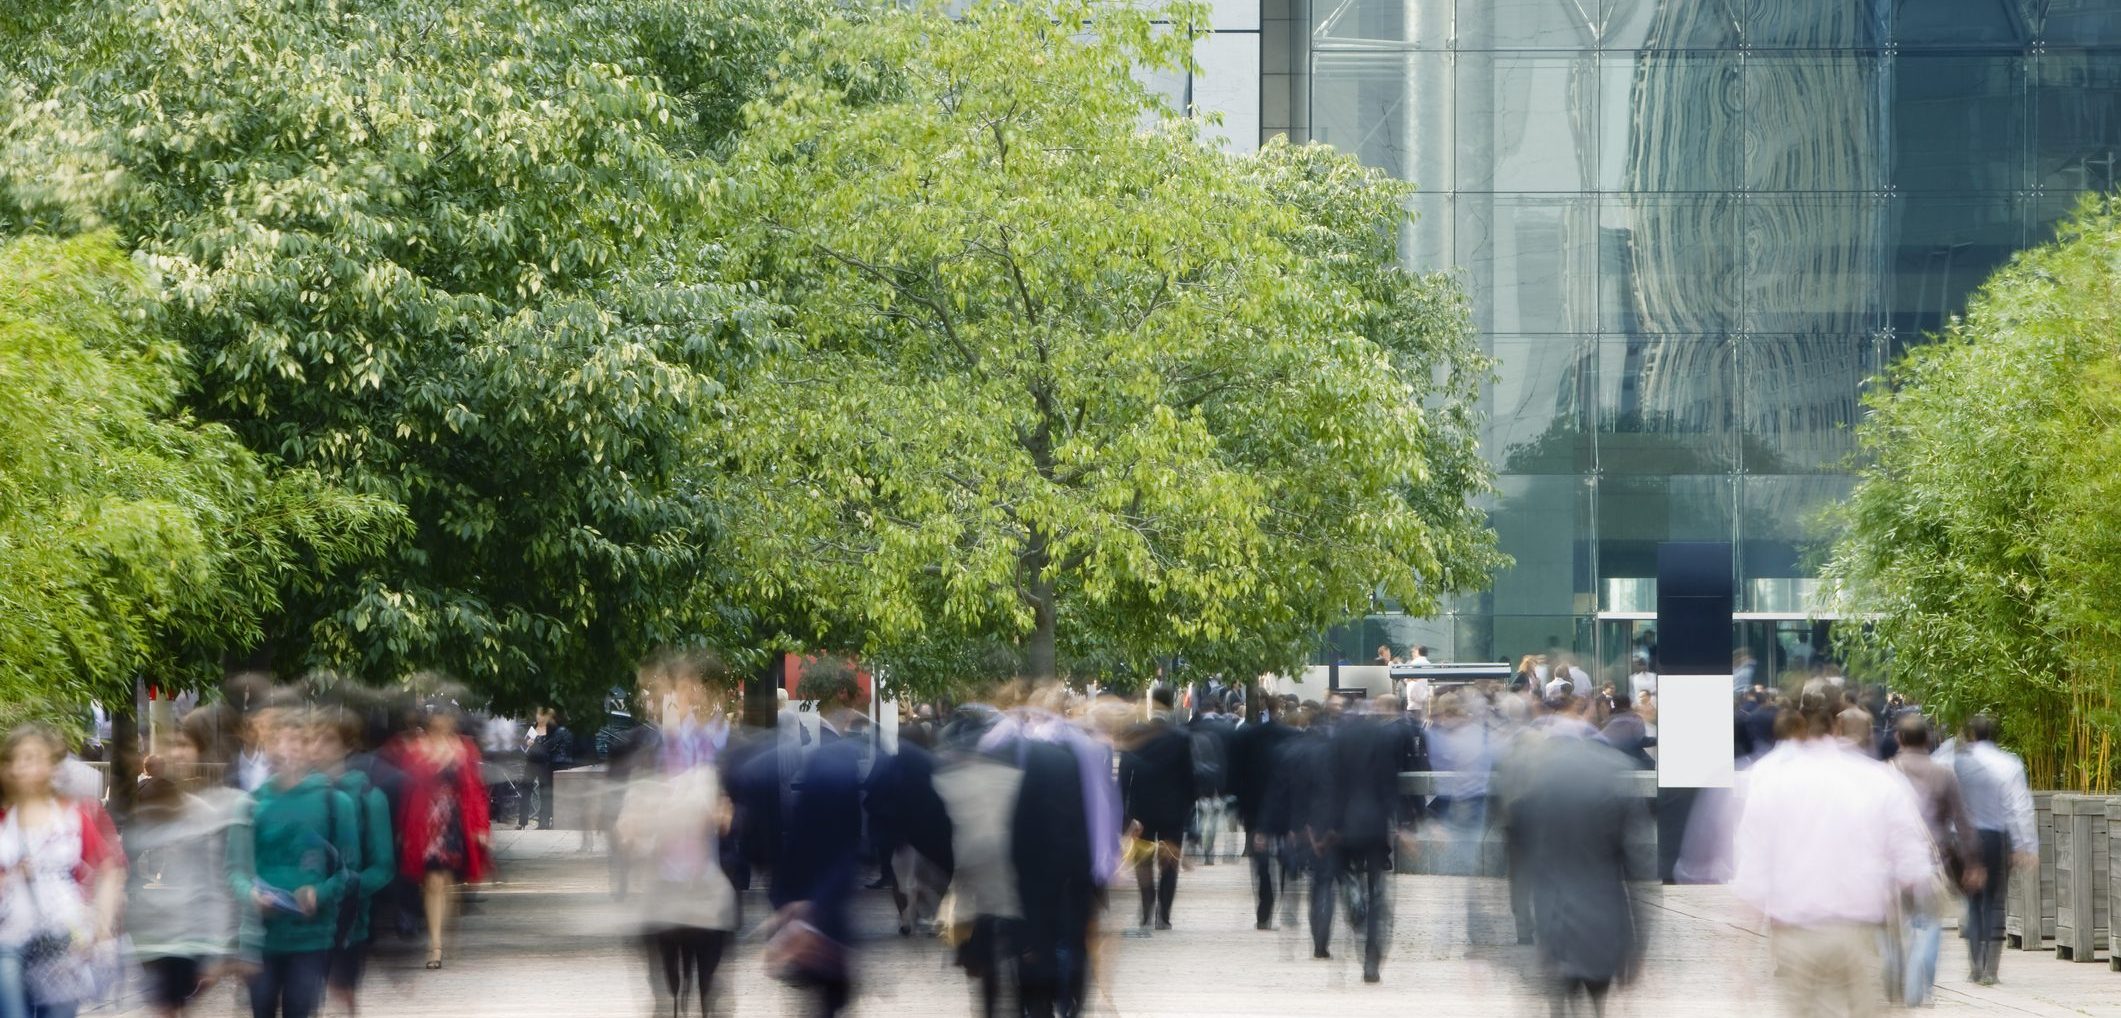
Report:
2007,791,2059,951
2051,793,2111,962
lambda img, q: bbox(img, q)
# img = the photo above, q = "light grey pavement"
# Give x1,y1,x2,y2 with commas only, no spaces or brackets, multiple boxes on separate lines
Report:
102,831,2121,1017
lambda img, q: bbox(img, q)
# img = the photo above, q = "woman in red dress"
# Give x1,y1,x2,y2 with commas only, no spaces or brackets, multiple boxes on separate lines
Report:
385,708,489,969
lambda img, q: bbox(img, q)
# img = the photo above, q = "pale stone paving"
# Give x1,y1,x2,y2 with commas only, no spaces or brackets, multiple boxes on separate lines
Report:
103,832,2120,1017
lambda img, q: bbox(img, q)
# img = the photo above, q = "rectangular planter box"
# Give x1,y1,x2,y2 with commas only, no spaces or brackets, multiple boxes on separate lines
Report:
2050,794,2111,962
2108,799,2121,971
2007,790,2058,950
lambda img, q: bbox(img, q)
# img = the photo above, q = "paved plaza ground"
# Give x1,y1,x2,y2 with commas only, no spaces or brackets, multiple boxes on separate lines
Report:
106,831,2121,1017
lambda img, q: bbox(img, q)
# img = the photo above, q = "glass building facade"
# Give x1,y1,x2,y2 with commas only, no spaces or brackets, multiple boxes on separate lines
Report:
1279,0,2121,680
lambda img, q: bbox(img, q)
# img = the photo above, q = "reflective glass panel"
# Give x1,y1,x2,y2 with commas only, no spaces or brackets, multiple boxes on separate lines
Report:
1743,196,1889,336
2032,52,2121,197
1604,0,1746,50
1594,474,1739,582
1738,335,1880,475
1743,55,1887,193
1487,336,1596,474
1745,0,1885,48
1456,0,1603,49
1893,55,2027,194
1600,52,1744,193
1887,194,2025,337
1458,196,1600,333
1894,0,2032,49
1487,474,1597,617
1599,194,1742,334
1456,52,1600,192
1596,337,1740,474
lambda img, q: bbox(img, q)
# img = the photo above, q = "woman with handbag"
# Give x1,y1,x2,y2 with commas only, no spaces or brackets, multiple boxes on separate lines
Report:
0,723,126,1018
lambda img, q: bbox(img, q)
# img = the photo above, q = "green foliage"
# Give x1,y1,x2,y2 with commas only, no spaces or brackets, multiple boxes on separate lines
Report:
0,232,401,715
1824,193,2121,792
0,0,819,710
713,0,1502,684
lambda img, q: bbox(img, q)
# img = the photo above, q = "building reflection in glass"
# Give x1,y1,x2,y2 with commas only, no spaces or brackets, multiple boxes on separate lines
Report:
1302,0,2121,681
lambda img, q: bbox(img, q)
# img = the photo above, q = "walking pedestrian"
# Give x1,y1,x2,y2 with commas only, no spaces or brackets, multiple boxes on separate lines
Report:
767,661,866,1017
1118,687,1192,932
1882,714,1978,1006
124,725,245,1018
1732,694,1933,1018
1231,697,1297,930
617,653,739,1018
519,708,572,831
384,706,490,971
0,723,127,1018
1512,728,1651,1017
239,709,358,1018
1326,697,1416,983
1950,714,2036,986
310,709,395,1017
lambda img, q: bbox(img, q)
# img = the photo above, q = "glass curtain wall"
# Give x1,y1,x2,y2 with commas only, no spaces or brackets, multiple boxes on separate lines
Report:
1305,0,2121,683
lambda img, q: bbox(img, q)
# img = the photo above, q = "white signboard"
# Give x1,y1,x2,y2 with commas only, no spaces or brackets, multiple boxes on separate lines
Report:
876,698,899,755
793,698,822,750
1656,674,1736,789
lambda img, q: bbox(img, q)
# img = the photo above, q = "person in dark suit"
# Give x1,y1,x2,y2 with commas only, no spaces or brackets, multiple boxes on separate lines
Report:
1231,697,1297,929
1265,703,1337,958
1327,696,1417,983
1512,732,1652,1016
866,735,954,936
768,662,867,1017
1006,733,1096,1018
1118,686,1194,931
1185,697,1237,864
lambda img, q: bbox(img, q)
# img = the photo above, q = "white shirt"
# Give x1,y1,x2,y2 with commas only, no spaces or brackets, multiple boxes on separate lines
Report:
1733,739,1935,927
1956,742,2037,852
1629,670,1658,697
1403,677,1432,712
1542,677,1570,701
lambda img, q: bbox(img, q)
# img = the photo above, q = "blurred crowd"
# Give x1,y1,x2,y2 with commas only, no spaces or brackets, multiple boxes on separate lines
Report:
0,645,2040,1018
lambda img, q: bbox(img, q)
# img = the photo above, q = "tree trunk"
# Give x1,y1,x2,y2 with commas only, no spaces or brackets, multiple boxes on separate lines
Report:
744,651,784,730
109,693,140,819
1025,577,1058,683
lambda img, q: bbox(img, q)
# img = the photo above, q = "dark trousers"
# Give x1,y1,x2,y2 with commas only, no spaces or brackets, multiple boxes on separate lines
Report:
1549,976,1611,1018
1964,828,2010,977
249,950,330,1018
1250,832,1278,925
1309,844,1390,974
520,765,555,827
1135,839,1180,926
648,926,728,1016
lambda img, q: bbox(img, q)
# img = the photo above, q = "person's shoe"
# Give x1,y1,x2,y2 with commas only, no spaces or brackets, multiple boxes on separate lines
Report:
1155,919,1173,931
1255,921,1274,931
1312,948,1331,960
1362,969,1381,984
515,821,527,830
898,923,912,937
864,875,893,890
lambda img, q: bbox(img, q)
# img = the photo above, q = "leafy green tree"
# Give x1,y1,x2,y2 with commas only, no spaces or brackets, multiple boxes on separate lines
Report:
0,0,817,711
0,232,400,722
713,0,1501,684
1824,193,2121,792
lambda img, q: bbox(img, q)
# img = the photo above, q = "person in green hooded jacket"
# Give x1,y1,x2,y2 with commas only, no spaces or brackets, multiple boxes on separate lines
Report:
232,705,358,1018
311,707,395,1017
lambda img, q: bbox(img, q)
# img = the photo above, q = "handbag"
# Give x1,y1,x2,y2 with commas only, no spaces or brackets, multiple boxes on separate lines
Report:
16,877,97,1006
